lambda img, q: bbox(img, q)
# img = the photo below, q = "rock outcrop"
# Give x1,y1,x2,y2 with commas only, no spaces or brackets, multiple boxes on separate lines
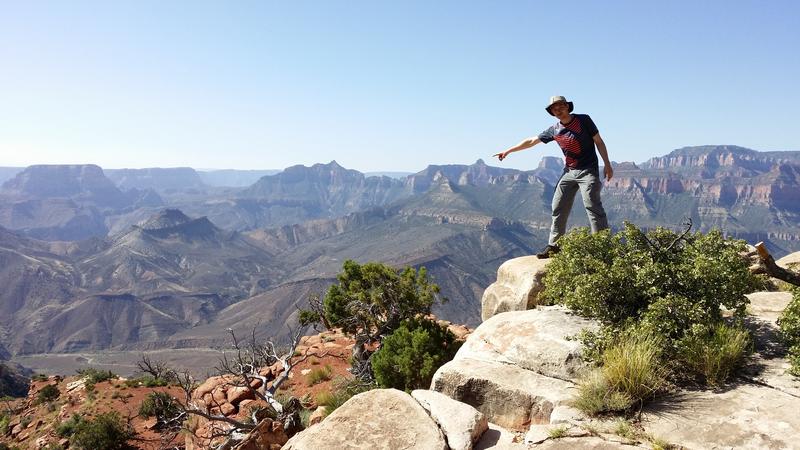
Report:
432,306,598,431
283,389,448,450
481,256,550,321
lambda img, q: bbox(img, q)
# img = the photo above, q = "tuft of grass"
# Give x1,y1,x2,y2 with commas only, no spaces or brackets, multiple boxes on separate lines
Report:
313,377,372,417
650,435,673,450
573,334,666,415
680,323,751,386
548,425,569,439
613,419,635,439
305,365,333,386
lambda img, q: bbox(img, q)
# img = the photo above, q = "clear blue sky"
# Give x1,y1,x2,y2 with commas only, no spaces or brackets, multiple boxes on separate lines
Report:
1,1,797,172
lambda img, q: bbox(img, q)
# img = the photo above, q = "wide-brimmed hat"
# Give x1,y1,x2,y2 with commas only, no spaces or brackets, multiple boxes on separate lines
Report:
545,95,574,116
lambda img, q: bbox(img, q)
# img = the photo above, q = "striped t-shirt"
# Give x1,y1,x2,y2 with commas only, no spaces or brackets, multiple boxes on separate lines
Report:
538,114,599,170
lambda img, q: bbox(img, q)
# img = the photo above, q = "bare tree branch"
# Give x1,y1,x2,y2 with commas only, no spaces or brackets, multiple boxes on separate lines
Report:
754,242,800,286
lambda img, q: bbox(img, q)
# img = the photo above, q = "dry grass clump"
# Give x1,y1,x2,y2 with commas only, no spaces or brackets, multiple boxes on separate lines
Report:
574,334,667,415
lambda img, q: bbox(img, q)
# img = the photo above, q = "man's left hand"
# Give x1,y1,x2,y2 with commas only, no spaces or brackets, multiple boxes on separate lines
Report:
604,165,614,181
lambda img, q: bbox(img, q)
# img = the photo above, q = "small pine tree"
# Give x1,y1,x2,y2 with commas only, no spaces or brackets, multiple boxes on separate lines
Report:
372,318,461,391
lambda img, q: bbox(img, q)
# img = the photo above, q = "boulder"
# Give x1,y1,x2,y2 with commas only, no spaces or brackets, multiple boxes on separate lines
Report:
411,389,488,450
432,357,575,431
455,307,597,382
308,406,327,426
481,256,550,321
283,389,447,450
776,251,800,270
227,386,255,405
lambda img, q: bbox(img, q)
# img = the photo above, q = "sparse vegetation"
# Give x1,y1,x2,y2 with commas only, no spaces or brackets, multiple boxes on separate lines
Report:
372,317,461,391
777,288,800,376
36,384,60,404
548,425,569,438
314,377,372,417
31,374,48,382
78,368,118,392
138,391,181,429
545,223,758,414
56,414,85,438
69,412,134,450
0,413,10,435
305,365,333,386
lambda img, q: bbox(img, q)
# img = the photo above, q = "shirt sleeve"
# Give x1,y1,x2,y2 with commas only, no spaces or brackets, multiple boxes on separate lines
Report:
583,115,599,136
538,126,556,143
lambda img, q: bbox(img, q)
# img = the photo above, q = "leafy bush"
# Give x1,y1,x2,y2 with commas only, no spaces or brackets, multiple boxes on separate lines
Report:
36,384,60,404
543,224,755,327
31,374,48,382
372,318,461,391
69,412,134,450
777,288,800,376
544,224,755,379
305,365,333,387
678,323,752,386
138,391,180,428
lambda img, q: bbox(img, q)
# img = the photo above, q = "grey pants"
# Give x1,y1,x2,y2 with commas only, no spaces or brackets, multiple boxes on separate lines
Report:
548,168,609,246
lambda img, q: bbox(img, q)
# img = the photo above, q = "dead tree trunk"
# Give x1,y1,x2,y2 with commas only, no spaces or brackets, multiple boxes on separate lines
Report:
754,242,800,287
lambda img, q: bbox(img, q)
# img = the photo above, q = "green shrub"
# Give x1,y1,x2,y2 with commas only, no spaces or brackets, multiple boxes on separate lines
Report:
69,412,134,450
543,224,755,327
544,224,756,389
372,318,461,391
123,376,168,388
0,413,10,435
77,368,117,384
138,391,180,427
678,323,752,386
31,374,48,382
56,414,85,438
299,260,445,380
36,384,60,404
305,365,333,387
778,288,800,376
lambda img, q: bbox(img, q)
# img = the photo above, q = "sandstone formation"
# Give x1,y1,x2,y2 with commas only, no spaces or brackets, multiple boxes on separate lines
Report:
481,256,550,321
283,389,447,450
433,307,597,431
777,250,800,270
412,389,488,450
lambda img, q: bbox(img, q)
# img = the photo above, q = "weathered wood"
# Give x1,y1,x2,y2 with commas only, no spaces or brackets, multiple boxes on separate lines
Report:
755,242,800,287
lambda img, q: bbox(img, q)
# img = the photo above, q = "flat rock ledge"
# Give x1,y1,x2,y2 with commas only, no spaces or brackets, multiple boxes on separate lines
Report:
283,389,447,450
457,306,598,382
481,256,550,321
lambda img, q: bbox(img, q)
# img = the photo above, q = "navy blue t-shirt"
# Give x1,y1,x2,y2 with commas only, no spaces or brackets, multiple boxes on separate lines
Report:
538,114,599,170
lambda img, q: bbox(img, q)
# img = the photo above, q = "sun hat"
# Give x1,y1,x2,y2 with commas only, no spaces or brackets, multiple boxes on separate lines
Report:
545,95,574,116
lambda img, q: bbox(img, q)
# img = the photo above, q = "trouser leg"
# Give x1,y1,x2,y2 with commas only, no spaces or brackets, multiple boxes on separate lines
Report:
578,170,609,233
548,170,580,246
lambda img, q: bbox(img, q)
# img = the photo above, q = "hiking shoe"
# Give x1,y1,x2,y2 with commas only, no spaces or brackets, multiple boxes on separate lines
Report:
536,245,560,259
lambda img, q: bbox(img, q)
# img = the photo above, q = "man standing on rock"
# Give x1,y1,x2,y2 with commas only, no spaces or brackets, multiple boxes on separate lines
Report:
494,95,613,258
